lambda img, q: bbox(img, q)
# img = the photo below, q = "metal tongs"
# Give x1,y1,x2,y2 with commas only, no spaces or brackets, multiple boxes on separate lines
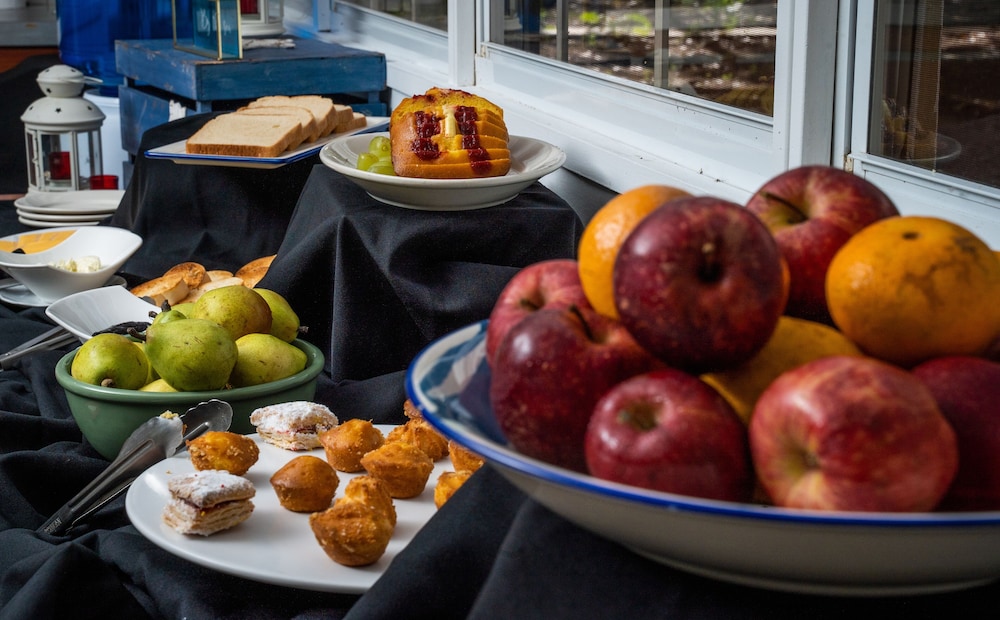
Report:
0,325,78,371
38,399,234,536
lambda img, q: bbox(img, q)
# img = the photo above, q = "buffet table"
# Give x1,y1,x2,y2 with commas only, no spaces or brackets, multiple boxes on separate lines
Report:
3,119,1000,618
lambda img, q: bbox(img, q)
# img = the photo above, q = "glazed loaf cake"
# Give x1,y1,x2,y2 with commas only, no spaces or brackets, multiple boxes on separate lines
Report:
389,87,511,179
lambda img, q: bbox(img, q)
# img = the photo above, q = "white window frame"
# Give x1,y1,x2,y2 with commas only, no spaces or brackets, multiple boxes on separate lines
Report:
844,0,1000,246
287,0,1000,245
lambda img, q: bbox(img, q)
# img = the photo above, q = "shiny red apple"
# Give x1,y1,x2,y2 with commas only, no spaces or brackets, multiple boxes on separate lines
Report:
485,259,591,366
613,195,787,374
749,355,958,512
745,165,898,325
585,369,752,502
489,306,662,472
913,355,1000,511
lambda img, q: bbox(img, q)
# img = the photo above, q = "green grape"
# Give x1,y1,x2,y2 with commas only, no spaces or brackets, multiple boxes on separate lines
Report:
368,162,396,176
356,152,379,171
368,136,392,158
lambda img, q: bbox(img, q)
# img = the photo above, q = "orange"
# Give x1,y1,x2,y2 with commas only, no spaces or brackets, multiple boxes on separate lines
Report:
577,184,691,318
825,216,1000,367
701,316,862,424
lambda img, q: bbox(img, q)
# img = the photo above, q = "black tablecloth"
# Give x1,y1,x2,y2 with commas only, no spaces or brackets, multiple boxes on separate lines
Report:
5,119,1000,619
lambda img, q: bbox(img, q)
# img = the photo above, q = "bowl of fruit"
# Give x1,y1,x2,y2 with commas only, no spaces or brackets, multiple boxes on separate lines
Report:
54,283,325,459
406,170,1000,597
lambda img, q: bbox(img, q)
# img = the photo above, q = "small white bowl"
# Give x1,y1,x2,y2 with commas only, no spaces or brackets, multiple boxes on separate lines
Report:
46,285,160,342
0,226,142,304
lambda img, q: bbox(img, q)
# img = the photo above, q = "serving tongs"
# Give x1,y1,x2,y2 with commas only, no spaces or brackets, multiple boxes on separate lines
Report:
38,399,234,536
0,325,78,371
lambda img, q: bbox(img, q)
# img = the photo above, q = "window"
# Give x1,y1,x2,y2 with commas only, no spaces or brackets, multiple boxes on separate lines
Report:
498,1,778,116
871,0,1000,190
339,0,448,30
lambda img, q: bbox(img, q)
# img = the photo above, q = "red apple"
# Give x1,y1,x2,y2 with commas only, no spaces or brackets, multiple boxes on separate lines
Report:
749,355,958,512
913,355,1000,511
613,196,786,374
745,165,898,325
585,369,752,502
490,306,662,472
486,259,592,366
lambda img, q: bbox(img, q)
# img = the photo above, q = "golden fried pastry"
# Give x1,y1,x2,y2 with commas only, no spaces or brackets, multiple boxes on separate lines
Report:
186,431,260,476
434,469,473,509
385,417,448,461
269,455,340,513
249,401,339,451
309,498,394,567
360,441,434,499
448,440,484,473
342,475,396,527
319,418,385,473
162,470,255,536
402,398,422,420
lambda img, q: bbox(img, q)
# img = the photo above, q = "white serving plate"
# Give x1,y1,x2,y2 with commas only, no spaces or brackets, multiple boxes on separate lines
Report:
126,428,450,593
405,320,1000,597
319,133,566,210
14,189,124,216
46,285,159,340
145,117,389,169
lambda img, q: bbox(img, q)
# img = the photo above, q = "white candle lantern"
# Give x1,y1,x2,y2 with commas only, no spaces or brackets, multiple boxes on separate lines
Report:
21,65,106,193
239,0,284,37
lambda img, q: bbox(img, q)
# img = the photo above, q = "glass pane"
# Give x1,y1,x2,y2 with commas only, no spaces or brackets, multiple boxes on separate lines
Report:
339,0,448,31
496,1,778,116
873,0,1000,189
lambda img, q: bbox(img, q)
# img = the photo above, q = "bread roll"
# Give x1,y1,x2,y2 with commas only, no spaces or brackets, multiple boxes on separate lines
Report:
390,87,510,179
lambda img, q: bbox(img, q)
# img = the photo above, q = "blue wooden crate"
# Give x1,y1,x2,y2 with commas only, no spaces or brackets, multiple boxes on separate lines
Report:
115,37,387,156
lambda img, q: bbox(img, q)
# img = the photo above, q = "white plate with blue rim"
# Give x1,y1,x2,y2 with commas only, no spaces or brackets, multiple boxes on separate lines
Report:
405,320,1000,597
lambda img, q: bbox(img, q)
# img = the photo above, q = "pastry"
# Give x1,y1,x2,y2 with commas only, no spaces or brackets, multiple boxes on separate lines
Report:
161,470,255,536
318,418,385,473
360,440,434,499
389,87,510,179
269,455,340,513
385,417,448,461
434,469,473,508
309,496,394,567
249,401,339,450
186,430,260,476
448,440,484,473
342,474,396,526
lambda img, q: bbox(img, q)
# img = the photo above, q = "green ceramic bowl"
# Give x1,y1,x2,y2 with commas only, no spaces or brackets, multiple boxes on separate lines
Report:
55,338,325,460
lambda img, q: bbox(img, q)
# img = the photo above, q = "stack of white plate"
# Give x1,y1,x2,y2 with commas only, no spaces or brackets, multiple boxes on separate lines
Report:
14,190,125,228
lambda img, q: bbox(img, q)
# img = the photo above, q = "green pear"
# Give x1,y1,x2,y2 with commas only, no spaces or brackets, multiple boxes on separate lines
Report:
71,333,151,390
170,301,196,316
144,318,238,391
151,308,187,326
188,285,272,341
132,341,158,383
254,288,301,342
229,333,307,387
139,378,178,392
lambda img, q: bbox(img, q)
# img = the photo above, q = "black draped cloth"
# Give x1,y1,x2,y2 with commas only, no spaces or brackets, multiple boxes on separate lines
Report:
3,82,1000,620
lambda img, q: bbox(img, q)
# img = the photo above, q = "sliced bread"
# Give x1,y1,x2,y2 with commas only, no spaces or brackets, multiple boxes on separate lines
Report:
186,113,304,158
236,104,321,142
335,111,368,134
250,95,339,137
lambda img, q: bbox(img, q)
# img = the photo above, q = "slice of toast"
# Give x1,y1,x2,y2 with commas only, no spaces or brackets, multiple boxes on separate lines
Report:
237,105,321,142
186,113,305,158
